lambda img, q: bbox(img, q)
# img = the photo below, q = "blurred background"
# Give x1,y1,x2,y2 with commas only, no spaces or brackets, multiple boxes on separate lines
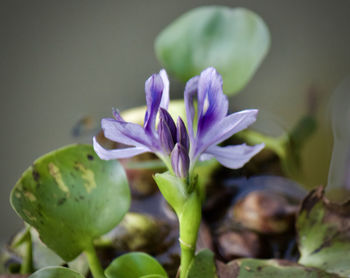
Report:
1,0,350,243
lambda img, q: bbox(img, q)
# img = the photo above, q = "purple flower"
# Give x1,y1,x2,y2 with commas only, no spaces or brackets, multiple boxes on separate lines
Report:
93,67,264,177
93,69,170,160
184,67,264,169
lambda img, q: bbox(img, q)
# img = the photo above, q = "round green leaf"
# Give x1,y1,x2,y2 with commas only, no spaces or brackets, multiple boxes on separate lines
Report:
155,6,270,95
105,252,168,278
297,187,350,276
10,144,130,262
28,266,84,278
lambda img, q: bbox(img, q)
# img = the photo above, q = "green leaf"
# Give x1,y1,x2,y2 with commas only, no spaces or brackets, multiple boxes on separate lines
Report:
155,6,270,95
297,187,350,276
153,171,188,214
28,266,84,278
10,144,130,262
105,252,168,278
187,249,217,278
216,258,343,278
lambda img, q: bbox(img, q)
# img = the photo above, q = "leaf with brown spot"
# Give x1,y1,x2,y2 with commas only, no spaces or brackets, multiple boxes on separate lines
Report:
10,144,130,262
216,258,342,278
297,186,350,277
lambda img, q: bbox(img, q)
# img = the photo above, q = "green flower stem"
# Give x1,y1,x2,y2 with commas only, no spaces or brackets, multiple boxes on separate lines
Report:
20,227,33,274
179,242,195,278
178,191,201,278
85,244,106,278
153,172,202,278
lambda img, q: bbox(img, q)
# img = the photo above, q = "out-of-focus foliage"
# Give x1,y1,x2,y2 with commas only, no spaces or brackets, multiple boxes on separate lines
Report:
327,77,350,202
216,259,342,278
155,6,270,95
187,249,216,278
28,266,84,278
105,252,168,278
297,187,350,277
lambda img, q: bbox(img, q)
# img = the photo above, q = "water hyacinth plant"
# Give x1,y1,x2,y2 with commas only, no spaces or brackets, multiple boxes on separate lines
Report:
7,5,350,278
93,67,264,278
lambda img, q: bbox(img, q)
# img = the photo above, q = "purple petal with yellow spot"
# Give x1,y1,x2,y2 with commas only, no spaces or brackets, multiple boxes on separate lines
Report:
159,69,170,109
184,75,199,143
144,73,164,136
196,68,228,137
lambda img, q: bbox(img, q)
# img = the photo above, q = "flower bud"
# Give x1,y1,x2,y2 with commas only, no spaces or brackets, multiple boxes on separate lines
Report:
159,108,177,141
158,117,175,154
171,143,190,178
176,117,190,152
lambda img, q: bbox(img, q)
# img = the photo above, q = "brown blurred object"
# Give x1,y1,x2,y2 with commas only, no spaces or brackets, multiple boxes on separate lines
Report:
216,229,263,260
232,191,298,234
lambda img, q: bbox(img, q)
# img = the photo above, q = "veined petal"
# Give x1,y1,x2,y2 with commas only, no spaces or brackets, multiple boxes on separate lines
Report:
144,73,164,135
101,118,153,148
184,75,199,142
204,143,265,169
195,109,258,157
159,69,170,109
197,67,228,137
93,137,149,160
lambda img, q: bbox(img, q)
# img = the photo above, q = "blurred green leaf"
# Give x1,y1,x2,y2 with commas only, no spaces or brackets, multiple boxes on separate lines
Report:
327,77,350,202
10,144,130,262
105,252,168,278
155,6,270,95
187,249,217,278
297,187,350,276
216,258,343,278
28,266,84,278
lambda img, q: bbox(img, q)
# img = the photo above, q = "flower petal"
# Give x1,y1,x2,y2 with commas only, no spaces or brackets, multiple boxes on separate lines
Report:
101,118,153,148
197,67,228,137
93,137,149,160
159,69,170,109
204,143,265,169
144,73,164,135
195,109,258,157
184,75,199,142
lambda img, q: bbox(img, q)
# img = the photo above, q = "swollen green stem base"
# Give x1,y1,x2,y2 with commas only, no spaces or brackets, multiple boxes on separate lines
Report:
178,192,202,278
